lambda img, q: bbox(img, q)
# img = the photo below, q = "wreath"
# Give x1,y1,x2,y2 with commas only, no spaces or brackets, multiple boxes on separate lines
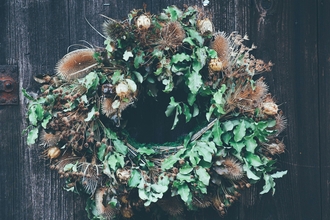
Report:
23,5,287,220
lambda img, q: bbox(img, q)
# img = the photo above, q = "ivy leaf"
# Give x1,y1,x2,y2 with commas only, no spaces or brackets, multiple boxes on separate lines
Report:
79,71,99,93
271,170,288,179
137,147,155,155
183,103,192,122
111,70,122,84
128,169,142,187
187,29,204,46
41,114,52,129
171,106,182,130
193,103,199,117
171,53,191,63
183,37,196,46
260,174,275,195
107,152,125,170
84,106,96,122
229,140,245,154
123,50,133,61
245,152,263,167
187,71,202,94
179,164,193,175
134,50,145,68
195,167,210,186
161,149,185,170
212,120,223,146
177,183,191,203
234,120,246,142
243,163,260,180
165,97,179,117
22,88,35,101
133,71,143,83
222,132,232,145
97,143,107,161
195,47,207,68
222,120,234,131
177,173,195,182
113,139,128,155
245,136,258,153
207,49,218,58
27,127,39,145
164,5,182,21
187,93,196,106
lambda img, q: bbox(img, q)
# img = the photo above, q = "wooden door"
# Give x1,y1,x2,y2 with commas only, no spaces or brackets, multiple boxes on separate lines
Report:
0,0,328,219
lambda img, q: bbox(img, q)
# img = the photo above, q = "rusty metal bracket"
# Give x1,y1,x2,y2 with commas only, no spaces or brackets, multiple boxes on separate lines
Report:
0,65,18,105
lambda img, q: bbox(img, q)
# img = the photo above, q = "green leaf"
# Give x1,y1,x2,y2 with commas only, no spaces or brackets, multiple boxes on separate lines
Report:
222,132,232,145
79,71,99,93
133,71,143,83
161,149,185,170
183,37,196,46
245,152,263,167
128,169,142,187
222,121,234,131
165,97,179,116
171,106,182,130
177,173,195,182
171,53,191,63
22,88,35,101
137,147,155,155
207,49,218,58
187,71,202,94
230,140,245,153
195,167,210,186
134,50,145,68
97,143,107,161
234,120,246,142
107,152,125,170
271,170,288,178
187,29,204,46
177,183,191,203
27,127,39,145
195,47,207,68
123,50,133,61
183,103,192,122
187,93,196,106
243,163,260,180
212,120,223,146
260,174,275,195
245,136,258,153
113,139,128,155
164,5,182,21
111,70,122,84
193,103,199,117
179,164,193,175
206,104,215,121
85,106,96,122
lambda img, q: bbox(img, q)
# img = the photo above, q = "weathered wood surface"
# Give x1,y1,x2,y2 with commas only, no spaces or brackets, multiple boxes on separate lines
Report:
0,0,326,219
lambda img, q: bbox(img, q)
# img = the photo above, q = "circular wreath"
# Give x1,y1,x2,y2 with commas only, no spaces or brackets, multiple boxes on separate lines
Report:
24,5,287,220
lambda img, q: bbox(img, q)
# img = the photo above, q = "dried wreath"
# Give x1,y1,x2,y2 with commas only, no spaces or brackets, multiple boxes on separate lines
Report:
23,5,287,220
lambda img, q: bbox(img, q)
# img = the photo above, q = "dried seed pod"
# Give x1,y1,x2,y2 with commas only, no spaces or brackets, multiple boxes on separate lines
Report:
41,131,59,146
262,102,278,115
159,21,185,49
55,49,98,81
197,18,213,34
136,14,151,30
47,146,61,159
209,58,224,72
210,32,230,68
116,168,131,184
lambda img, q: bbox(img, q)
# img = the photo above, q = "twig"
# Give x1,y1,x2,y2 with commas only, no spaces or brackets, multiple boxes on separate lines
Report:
191,118,218,141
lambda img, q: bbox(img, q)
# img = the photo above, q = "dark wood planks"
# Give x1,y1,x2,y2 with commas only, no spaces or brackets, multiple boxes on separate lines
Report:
0,0,326,219
318,0,330,219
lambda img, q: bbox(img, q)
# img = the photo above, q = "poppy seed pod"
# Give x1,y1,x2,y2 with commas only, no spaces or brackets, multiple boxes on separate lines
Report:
136,14,151,30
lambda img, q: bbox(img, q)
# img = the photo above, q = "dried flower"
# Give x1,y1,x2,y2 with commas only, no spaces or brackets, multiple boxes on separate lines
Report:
210,32,230,69
197,18,213,34
46,146,61,159
41,131,59,146
158,21,185,49
55,49,98,81
136,14,151,30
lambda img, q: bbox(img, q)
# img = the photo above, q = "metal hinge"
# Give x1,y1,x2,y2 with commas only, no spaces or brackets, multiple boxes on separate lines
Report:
0,65,18,105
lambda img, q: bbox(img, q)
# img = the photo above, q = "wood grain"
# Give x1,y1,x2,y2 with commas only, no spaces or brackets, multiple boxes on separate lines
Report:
0,0,326,219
